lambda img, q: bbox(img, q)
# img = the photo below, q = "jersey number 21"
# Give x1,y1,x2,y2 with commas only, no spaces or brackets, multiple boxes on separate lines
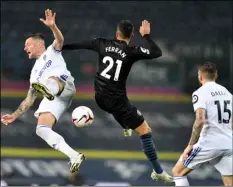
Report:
100,56,122,81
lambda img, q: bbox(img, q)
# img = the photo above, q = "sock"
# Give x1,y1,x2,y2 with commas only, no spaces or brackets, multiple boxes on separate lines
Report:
36,125,78,159
140,133,163,174
174,176,190,186
44,78,60,95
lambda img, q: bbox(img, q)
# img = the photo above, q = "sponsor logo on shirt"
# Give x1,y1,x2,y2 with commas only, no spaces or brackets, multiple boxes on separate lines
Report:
37,60,52,81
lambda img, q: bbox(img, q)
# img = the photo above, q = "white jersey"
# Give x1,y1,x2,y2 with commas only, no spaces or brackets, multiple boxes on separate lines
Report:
30,45,73,84
192,81,232,149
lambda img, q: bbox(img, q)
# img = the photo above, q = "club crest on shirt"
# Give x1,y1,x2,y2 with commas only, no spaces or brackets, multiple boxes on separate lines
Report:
43,54,47,61
192,94,198,104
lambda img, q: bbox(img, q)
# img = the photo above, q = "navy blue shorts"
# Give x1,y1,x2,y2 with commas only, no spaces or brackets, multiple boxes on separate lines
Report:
95,94,144,130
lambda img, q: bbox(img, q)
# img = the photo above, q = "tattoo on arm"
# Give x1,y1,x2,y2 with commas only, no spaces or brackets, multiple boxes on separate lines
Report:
189,108,206,145
12,88,37,118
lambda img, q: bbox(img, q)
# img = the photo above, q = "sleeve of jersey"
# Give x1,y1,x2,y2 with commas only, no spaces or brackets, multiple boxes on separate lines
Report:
133,34,162,60
62,38,100,51
192,91,206,112
47,45,62,53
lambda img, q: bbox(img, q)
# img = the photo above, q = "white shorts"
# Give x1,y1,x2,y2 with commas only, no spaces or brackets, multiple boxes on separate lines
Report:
180,147,233,176
34,76,76,121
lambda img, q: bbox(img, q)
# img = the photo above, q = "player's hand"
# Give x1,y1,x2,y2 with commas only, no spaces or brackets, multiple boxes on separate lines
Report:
139,20,150,36
40,9,56,28
181,145,193,161
1,114,16,125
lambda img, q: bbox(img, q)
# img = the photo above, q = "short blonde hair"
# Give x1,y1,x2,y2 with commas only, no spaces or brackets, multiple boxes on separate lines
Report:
198,62,218,80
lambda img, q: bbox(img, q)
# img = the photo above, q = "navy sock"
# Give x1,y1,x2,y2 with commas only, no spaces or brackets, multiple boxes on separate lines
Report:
140,132,163,174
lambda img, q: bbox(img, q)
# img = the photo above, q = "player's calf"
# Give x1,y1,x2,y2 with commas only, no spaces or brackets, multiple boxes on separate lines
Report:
134,121,173,182
36,112,85,172
135,121,162,173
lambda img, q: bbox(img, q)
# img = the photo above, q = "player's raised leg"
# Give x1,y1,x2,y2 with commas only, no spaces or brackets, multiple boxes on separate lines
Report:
36,112,85,173
32,76,64,101
134,120,173,183
96,94,173,183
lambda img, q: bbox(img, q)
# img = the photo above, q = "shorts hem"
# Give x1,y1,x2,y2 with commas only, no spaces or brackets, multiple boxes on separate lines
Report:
34,110,59,122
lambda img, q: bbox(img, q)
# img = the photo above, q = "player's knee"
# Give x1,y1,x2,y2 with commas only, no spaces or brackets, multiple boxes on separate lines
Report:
48,76,65,91
172,166,180,176
224,181,233,186
134,121,152,135
222,176,233,186
145,126,152,133
172,167,185,177
225,182,233,186
172,164,189,177
37,112,56,127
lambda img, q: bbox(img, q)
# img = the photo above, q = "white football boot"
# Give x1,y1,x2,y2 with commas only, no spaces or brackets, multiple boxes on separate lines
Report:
69,153,86,173
151,170,174,183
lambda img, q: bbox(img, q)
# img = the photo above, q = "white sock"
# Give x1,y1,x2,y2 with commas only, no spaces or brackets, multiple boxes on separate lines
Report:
44,78,60,95
174,176,190,186
36,125,79,159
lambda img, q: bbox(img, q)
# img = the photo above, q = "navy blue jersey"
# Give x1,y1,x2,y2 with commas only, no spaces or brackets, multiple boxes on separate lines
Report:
62,35,162,97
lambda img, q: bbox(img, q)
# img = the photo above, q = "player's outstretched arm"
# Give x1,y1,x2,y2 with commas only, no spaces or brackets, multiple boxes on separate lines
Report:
40,9,64,51
134,20,162,60
62,39,99,51
1,87,37,125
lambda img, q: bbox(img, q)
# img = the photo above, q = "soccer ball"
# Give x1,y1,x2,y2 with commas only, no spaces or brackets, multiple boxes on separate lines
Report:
72,106,94,127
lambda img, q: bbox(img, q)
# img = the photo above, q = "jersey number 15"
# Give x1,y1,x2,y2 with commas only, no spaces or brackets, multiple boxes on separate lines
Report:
214,100,232,124
100,56,123,81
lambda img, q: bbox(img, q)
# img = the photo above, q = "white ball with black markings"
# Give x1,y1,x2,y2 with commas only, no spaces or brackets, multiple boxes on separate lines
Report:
72,106,94,127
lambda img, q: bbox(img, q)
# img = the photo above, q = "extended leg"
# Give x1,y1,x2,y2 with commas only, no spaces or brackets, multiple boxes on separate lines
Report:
36,112,85,173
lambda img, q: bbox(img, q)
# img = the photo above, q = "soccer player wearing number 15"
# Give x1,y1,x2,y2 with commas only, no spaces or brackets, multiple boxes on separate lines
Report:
172,62,233,186
62,20,173,182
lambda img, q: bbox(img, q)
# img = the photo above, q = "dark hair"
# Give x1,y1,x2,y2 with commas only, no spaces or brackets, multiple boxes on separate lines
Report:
117,20,134,39
198,62,218,80
26,32,45,40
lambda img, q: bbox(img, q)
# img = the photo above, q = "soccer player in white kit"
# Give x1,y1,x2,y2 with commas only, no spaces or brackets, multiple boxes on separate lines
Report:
1,9,85,173
172,62,233,186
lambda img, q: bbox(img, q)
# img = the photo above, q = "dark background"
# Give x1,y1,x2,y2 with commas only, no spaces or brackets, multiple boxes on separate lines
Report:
1,1,232,186
1,1,232,93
